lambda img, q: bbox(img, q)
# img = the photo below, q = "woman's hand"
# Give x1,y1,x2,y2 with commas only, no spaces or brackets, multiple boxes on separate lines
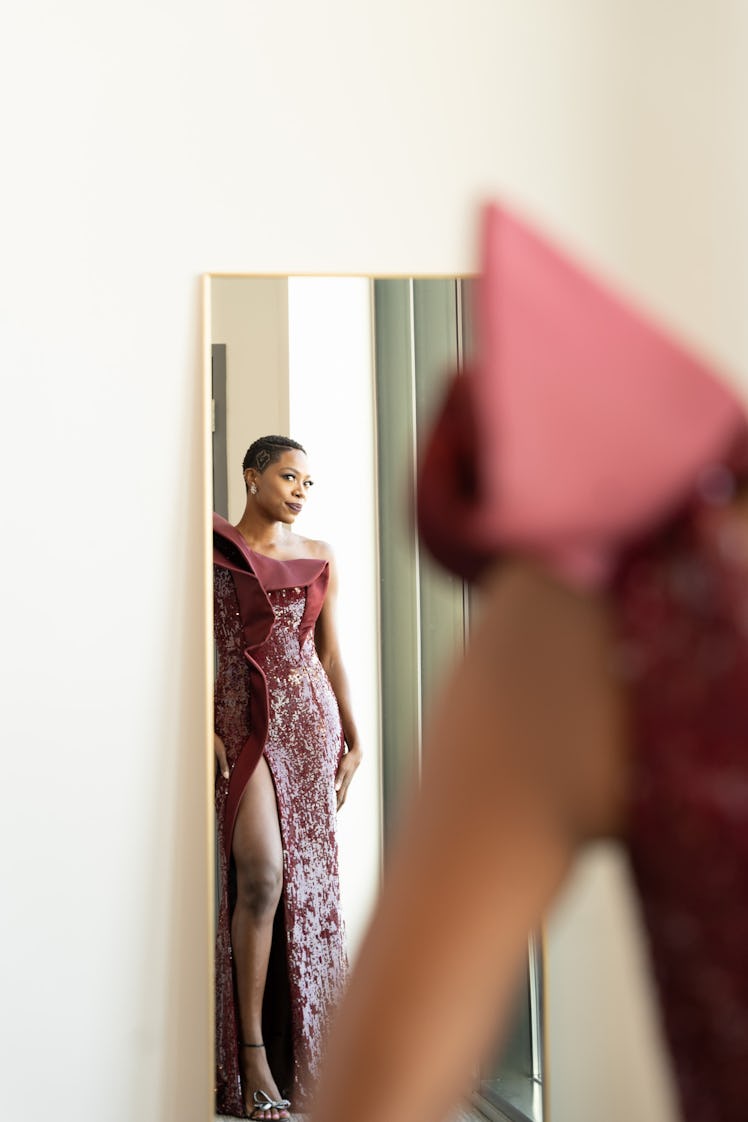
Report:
335,744,362,809
214,732,230,779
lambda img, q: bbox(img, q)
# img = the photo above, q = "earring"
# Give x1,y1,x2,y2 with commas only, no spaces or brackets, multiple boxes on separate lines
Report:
250,482,258,496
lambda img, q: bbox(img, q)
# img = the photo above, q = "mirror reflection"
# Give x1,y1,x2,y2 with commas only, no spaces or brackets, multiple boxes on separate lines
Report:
209,276,544,1122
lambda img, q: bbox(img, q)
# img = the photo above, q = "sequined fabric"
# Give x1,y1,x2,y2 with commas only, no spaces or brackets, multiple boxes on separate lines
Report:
213,562,347,1118
614,497,748,1122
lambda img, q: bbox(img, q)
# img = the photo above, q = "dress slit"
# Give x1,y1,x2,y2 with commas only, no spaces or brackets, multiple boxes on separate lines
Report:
213,533,348,1118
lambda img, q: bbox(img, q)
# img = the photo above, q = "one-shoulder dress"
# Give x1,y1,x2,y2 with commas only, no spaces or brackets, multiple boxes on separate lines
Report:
417,202,748,1122
213,515,348,1117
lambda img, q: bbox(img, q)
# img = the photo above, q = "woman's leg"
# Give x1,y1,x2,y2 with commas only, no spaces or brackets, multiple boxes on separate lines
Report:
231,754,289,1120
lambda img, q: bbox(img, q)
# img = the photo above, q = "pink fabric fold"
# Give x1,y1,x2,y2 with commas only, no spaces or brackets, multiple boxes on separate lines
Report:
418,202,748,587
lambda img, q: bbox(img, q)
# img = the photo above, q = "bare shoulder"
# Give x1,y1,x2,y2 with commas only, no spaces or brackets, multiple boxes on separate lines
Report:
478,559,611,637
298,536,336,563
476,559,620,697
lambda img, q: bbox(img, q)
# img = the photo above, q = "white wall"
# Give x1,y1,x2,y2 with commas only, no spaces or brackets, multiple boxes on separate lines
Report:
546,848,681,1122
2,3,746,1122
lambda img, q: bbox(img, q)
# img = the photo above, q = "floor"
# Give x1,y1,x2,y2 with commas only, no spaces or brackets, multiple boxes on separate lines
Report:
216,1116,307,1121
217,1107,479,1122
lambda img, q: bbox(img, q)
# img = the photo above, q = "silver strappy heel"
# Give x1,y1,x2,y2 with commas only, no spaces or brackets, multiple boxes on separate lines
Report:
250,1089,292,1117
238,1044,292,1119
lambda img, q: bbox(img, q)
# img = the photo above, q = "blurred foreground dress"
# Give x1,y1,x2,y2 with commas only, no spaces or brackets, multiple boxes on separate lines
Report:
213,516,347,1117
417,203,748,1122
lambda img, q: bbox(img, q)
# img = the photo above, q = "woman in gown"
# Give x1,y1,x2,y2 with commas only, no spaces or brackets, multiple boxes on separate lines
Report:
213,435,362,1120
310,204,748,1122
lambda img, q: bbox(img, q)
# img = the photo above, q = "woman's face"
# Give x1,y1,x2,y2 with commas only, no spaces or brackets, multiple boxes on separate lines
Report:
250,449,314,523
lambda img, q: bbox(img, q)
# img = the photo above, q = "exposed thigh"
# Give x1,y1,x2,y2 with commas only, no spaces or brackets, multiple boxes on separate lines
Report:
232,754,283,873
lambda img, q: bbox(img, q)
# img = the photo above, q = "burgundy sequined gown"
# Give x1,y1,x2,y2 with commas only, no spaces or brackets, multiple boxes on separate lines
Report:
613,498,748,1122
415,203,748,1122
213,515,348,1118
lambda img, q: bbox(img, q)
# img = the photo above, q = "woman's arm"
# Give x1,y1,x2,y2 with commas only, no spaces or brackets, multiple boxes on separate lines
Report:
311,560,630,1122
314,544,362,809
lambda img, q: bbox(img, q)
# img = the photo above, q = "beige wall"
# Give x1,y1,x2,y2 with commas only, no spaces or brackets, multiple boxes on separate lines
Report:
211,276,290,521
3,3,746,1121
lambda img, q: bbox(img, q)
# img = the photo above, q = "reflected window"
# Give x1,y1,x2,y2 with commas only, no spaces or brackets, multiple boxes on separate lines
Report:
474,933,545,1122
374,277,544,1122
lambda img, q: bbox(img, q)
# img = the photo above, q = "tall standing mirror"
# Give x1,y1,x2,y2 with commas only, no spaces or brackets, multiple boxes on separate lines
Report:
206,274,545,1122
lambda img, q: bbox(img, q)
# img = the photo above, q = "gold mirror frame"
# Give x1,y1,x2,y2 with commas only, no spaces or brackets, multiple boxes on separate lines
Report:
201,273,547,1122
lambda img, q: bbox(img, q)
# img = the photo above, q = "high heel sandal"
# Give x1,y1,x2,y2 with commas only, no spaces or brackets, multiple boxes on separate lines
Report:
249,1089,292,1118
239,1042,292,1120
